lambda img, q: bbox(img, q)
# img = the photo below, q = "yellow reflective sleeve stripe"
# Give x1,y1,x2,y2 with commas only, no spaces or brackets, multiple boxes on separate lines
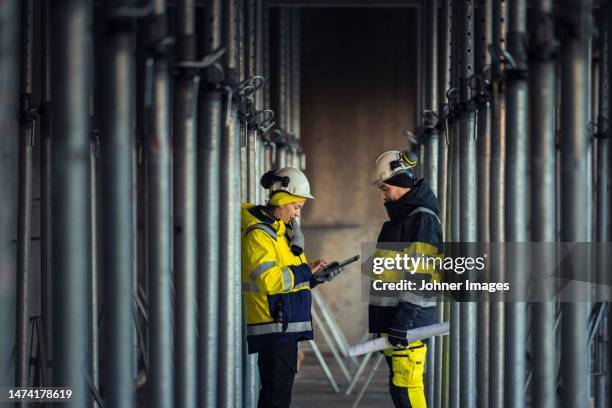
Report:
250,261,277,281
281,267,293,291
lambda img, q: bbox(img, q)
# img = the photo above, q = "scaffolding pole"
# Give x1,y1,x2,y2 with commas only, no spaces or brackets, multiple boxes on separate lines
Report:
16,0,35,392
147,2,173,407
51,0,90,405
437,3,452,406
219,0,242,405
559,0,592,407
529,1,557,407
174,1,198,406
0,0,19,390
489,0,507,406
422,2,439,403
504,0,528,407
198,1,223,406
596,5,611,408
448,1,462,406
244,1,261,404
40,0,53,368
98,7,136,406
457,2,477,407
474,2,492,407
291,8,301,140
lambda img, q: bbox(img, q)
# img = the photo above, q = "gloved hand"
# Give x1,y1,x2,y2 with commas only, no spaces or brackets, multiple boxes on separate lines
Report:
286,219,305,256
388,302,418,347
311,261,344,284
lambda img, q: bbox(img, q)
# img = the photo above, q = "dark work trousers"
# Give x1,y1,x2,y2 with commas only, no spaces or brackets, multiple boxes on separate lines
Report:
257,341,298,408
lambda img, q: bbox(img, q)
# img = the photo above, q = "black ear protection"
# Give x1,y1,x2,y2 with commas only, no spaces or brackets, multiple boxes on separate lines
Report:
260,170,290,189
389,150,418,170
386,150,417,188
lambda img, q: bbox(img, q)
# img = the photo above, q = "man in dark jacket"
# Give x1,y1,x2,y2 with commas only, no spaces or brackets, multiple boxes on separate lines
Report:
369,150,442,408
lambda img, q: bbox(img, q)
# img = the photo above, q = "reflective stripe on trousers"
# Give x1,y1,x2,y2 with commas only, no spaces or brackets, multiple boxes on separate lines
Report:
247,321,312,336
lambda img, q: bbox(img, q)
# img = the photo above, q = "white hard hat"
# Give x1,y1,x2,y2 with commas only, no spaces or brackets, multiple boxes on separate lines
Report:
371,150,418,187
262,167,314,199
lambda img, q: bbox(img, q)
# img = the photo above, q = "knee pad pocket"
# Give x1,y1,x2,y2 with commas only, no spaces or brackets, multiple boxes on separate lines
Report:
390,341,427,388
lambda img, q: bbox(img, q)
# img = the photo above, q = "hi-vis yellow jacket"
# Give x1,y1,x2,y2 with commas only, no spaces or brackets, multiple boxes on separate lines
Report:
241,203,314,353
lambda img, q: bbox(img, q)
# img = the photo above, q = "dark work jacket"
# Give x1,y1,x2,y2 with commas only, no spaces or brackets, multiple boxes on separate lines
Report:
368,179,443,333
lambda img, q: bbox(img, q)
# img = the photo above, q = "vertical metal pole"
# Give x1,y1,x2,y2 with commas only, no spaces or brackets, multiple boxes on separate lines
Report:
198,2,223,406
246,0,256,80
279,8,289,135
449,2,461,407
255,0,264,110
244,1,260,404
475,2,492,407
0,0,19,390
559,0,591,407
263,5,271,111
291,8,301,140
51,0,90,405
437,3,452,406
458,2,477,407
489,1,507,406
438,0,451,232
504,1,528,407
40,0,53,368
424,0,439,196
220,0,242,406
89,138,99,407
147,2,173,406
16,0,34,391
174,1,198,406
530,1,556,407
595,5,610,408
98,8,135,408
237,0,245,83
416,4,423,139
423,1,439,405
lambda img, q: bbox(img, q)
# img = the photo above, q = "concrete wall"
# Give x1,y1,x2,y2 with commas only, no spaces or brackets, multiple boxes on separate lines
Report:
299,7,419,346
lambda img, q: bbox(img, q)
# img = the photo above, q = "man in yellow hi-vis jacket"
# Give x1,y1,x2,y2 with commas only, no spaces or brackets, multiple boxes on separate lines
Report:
242,167,342,408
369,151,443,408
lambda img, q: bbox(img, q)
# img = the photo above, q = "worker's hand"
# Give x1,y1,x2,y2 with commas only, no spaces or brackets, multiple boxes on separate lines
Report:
309,259,330,273
311,261,344,287
388,302,418,347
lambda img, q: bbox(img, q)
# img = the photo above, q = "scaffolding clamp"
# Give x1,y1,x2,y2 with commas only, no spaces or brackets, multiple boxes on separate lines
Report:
468,72,491,110
235,76,266,128
501,31,528,81
421,110,441,143
17,93,39,147
252,109,276,134
174,47,227,79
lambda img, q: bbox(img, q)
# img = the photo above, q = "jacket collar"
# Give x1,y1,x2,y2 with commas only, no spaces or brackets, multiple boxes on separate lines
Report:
383,179,439,221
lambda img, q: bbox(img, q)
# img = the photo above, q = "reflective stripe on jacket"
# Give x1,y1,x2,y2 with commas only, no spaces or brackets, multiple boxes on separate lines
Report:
241,203,313,353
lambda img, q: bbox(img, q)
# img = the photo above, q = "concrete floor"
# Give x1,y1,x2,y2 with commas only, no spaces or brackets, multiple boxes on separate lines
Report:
292,350,394,408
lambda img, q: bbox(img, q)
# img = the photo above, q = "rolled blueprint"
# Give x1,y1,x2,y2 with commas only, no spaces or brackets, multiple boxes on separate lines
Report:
348,322,450,356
